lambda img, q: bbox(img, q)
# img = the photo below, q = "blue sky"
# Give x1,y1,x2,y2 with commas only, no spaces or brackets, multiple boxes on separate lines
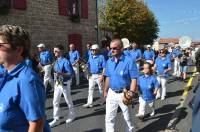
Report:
144,0,200,41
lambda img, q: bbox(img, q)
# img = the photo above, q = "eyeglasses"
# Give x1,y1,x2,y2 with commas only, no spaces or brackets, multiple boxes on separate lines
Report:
0,43,11,51
110,47,120,50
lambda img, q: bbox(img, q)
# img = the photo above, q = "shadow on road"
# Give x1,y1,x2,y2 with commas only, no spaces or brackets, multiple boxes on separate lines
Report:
84,128,103,132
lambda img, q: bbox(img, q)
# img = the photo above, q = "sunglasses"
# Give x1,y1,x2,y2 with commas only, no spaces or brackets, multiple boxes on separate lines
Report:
110,47,120,50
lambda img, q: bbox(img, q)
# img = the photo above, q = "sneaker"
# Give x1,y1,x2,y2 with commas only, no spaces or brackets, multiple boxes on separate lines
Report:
156,96,160,100
135,113,144,118
150,111,155,116
82,103,93,108
66,116,75,123
49,119,60,127
161,97,165,100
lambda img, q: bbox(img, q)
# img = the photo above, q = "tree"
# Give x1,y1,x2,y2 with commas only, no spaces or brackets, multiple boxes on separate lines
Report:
99,0,159,45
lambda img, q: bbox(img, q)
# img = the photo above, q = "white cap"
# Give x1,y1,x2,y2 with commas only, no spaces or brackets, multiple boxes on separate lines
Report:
37,43,45,48
91,44,99,50
121,38,130,49
147,45,151,48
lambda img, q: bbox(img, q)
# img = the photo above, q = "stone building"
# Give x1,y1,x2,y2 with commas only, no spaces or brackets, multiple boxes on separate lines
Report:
0,0,98,55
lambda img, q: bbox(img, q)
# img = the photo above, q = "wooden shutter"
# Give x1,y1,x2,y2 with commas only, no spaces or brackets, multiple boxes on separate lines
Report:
58,0,67,16
13,0,27,10
81,0,88,19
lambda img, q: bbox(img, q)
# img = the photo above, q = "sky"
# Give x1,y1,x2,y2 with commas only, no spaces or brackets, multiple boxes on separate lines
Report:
144,0,200,41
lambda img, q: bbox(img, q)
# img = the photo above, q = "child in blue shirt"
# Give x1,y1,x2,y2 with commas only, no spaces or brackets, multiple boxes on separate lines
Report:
136,62,160,118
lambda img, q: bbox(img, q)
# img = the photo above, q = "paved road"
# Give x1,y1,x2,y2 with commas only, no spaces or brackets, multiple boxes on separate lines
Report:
45,65,196,132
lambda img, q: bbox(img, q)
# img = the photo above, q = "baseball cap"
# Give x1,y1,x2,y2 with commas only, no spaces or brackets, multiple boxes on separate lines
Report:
147,45,151,48
37,43,45,48
91,44,99,50
121,38,130,49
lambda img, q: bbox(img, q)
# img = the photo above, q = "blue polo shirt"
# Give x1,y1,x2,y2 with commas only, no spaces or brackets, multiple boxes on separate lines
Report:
172,49,182,58
155,56,172,77
138,74,160,101
143,50,155,60
0,61,48,132
25,58,33,68
0,65,5,85
69,50,80,64
88,54,106,74
129,49,142,61
85,49,92,61
104,54,139,91
39,50,53,66
102,50,112,60
54,56,75,82
123,49,131,56
166,52,173,60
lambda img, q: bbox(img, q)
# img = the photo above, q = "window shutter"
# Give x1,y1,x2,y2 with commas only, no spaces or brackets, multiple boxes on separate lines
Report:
13,0,27,10
58,0,68,16
81,0,88,19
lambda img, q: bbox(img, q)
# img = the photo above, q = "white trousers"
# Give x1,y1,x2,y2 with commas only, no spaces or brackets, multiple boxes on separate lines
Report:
52,79,75,120
43,64,54,90
87,74,103,104
105,89,134,132
156,76,167,99
138,97,155,115
73,65,80,85
173,59,181,76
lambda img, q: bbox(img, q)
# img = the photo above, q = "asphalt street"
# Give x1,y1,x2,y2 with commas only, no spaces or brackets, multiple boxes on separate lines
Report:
45,65,197,132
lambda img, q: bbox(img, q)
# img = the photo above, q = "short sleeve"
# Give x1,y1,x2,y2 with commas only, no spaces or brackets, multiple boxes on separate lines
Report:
104,60,110,77
129,60,139,79
19,75,45,121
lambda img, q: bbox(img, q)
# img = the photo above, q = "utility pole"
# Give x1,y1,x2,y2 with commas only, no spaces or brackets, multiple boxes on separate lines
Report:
95,0,99,44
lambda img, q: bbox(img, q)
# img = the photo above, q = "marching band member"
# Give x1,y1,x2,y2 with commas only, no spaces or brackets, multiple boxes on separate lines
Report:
130,42,142,71
172,46,182,77
69,43,80,86
0,25,50,132
154,49,172,100
37,43,54,91
83,44,106,108
143,45,155,64
104,39,139,132
49,44,76,127
136,62,159,118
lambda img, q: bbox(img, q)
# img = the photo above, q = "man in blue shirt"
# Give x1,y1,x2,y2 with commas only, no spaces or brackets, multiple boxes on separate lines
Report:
143,45,155,64
0,25,49,132
122,38,131,56
49,44,76,127
37,43,54,91
130,42,142,70
83,44,106,108
84,43,92,61
69,43,80,86
104,39,139,132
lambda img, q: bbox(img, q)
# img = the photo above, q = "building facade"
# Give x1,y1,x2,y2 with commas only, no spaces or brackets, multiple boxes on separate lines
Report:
0,0,98,55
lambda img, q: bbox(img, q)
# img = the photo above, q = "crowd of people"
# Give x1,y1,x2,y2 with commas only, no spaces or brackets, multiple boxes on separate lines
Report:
0,25,199,132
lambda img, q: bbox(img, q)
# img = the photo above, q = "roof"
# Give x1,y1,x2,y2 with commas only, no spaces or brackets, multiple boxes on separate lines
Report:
159,38,179,44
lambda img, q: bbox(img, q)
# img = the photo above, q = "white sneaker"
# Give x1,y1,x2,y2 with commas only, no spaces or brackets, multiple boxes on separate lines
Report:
156,96,160,99
82,103,93,108
150,111,155,116
161,97,165,100
66,116,75,123
49,119,60,127
135,113,144,117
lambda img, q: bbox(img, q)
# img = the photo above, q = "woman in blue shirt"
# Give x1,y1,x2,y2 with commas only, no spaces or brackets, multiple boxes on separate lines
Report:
0,25,49,132
136,62,159,118
154,49,172,100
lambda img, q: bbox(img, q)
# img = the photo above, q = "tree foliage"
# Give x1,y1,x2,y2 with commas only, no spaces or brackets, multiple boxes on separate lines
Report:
99,0,159,45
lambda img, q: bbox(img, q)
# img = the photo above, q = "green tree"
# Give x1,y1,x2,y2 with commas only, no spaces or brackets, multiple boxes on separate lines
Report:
99,0,159,45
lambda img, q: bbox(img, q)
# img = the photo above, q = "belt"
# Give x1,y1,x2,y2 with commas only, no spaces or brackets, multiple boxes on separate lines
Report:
112,87,129,93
